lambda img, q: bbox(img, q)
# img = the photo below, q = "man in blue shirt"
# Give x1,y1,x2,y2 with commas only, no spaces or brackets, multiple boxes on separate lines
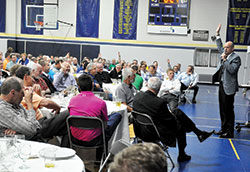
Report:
178,65,199,103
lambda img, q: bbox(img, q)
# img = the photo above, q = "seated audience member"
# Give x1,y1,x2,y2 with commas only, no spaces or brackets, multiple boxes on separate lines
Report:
3,52,10,70
0,77,69,146
109,143,167,172
140,63,147,80
177,65,199,103
131,65,143,90
39,60,57,93
133,77,214,162
31,63,49,92
0,59,9,79
53,62,77,91
72,57,80,70
115,68,136,112
0,51,3,60
153,61,165,76
51,59,62,75
9,64,21,76
16,66,61,120
95,63,112,87
159,68,181,111
77,60,89,74
27,57,37,68
109,63,122,80
68,74,121,149
18,53,29,66
101,58,109,71
109,59,117,70
173,65,181,79
6,53,17,71
145,65,163,81
86,62,103,92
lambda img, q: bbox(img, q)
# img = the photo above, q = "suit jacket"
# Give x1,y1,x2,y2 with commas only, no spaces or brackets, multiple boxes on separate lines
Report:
133,90,177,147
212,38,241,95
40,73,57,93
95,71,112,87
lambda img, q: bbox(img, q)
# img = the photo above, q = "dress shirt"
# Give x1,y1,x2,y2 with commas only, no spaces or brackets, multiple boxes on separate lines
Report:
144,72,163,81
53,71,77,91
159,78,181,97
0,99,41,137
177,72,198,87
6,61,15,71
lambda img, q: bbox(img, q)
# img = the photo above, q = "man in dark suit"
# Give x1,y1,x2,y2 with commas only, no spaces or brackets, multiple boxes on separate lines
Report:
95,63,112,87
133,77,214,162
212,24,241,138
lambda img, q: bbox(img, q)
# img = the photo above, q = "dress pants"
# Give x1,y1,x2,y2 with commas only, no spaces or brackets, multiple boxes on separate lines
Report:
180,82,199,101
219,83,235,133
161,93,179,111
172,109,198,154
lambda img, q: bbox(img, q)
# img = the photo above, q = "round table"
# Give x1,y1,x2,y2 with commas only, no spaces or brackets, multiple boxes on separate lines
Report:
1,139,85,172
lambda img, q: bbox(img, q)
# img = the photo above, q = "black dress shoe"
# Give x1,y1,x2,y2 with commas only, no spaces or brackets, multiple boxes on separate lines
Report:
198,130,215,142
177,153,191,162
219,132,234,138
192,99,197,104
214,129,226,135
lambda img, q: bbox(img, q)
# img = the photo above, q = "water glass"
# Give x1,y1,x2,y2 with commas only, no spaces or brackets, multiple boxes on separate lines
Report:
40,147,57,168
18,143,31,170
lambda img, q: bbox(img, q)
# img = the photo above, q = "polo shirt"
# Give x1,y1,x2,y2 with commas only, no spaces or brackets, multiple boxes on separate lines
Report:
68,91,108,142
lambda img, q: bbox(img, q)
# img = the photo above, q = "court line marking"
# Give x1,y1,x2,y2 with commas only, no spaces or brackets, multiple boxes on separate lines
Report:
229,139,240,160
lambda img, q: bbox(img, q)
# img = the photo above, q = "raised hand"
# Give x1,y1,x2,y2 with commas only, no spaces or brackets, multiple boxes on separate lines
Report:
216,24,221,36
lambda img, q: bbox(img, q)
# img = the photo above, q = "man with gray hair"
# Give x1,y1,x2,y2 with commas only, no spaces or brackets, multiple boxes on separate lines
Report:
109,63,122,80
86,62,102,91
133,77,214,162
0,77,69,146
115,68,136,112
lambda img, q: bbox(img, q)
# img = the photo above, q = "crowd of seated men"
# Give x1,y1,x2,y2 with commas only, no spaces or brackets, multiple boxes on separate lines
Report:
0,48,204,164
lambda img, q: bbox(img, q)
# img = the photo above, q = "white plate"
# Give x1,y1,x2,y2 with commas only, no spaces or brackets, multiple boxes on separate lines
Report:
39,147,76,160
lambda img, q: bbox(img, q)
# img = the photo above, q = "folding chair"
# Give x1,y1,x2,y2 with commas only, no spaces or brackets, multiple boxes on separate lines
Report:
66,115,107,166
98,139,131,172
131,111,175,169
179,88,193,104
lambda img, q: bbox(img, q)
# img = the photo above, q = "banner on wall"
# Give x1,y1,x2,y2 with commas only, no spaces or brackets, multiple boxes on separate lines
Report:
226,0,250,45
113,0,138,40
147,0,190,35
0,0,6,32
76,0,100,38
21,0,43,35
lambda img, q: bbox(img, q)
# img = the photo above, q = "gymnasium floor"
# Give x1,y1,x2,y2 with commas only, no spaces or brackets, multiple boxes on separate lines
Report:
167,84,250,172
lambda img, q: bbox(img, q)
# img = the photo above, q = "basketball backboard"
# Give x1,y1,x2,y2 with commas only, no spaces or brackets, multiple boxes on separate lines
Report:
26,0,58,30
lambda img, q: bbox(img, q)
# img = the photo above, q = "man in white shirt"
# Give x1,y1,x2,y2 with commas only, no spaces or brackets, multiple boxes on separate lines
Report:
178,65,199,103
159,68,181,111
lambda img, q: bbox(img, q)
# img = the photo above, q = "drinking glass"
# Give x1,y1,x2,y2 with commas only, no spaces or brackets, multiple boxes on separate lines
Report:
40,147,57,168
18,143,31,170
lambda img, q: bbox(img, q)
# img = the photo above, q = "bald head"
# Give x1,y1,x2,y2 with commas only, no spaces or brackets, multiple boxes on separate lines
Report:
224,41,234,55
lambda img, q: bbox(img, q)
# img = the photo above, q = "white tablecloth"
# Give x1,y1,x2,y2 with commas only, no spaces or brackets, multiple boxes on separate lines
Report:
2,140,84,172
102,83,121,96
50,96,130,150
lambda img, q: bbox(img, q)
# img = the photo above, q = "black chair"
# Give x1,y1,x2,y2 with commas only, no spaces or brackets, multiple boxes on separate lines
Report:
98,139,131,172
131,111,175,169
66,115,107,166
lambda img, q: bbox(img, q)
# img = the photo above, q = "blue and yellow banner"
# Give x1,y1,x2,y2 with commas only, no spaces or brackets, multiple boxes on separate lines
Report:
0,0,6,33
76,0,100,38
113,0,138,40
227,0,250,45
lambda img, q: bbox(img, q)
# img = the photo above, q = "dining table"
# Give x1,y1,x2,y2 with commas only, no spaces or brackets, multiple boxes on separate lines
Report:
0,138,85,172
50,93,130,150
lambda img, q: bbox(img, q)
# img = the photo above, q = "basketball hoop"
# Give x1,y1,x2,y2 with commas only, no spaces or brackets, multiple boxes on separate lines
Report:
34,21,43,31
